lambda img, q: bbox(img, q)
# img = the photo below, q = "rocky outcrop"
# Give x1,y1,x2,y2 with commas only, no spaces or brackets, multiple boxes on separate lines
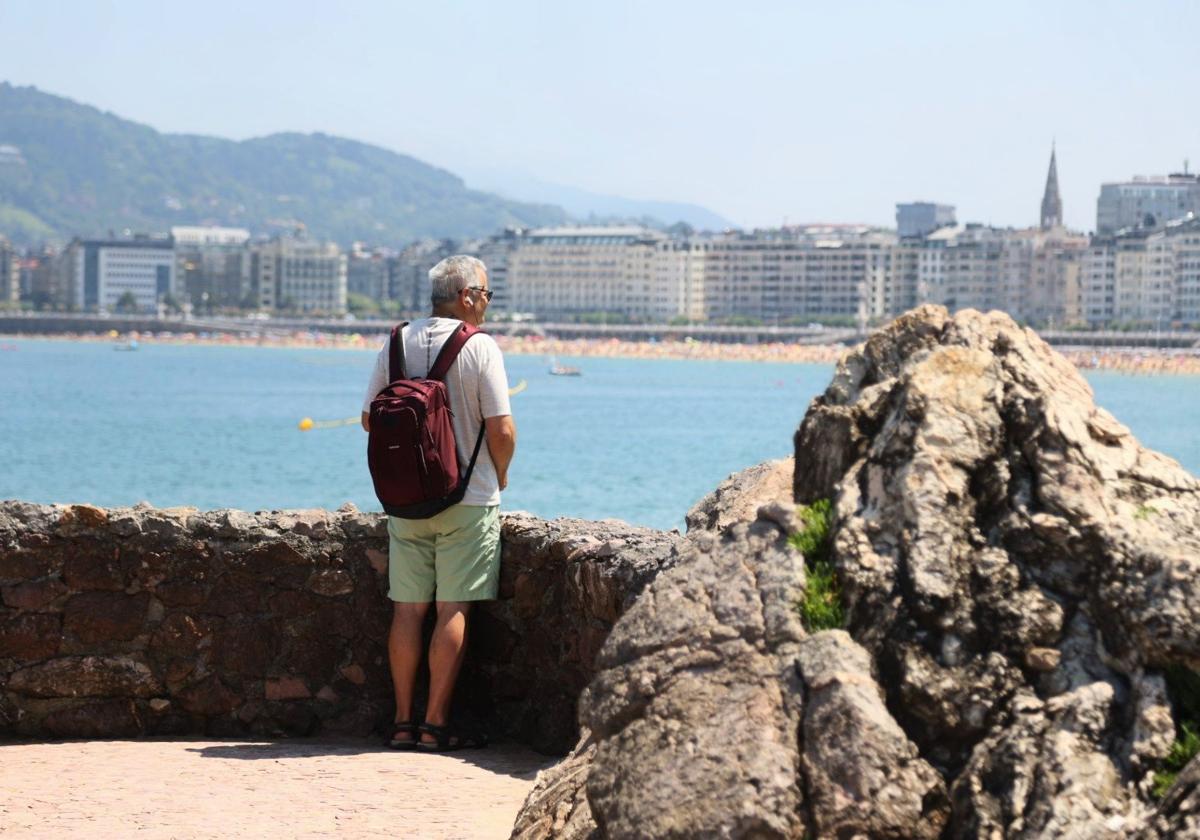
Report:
0,503,679,750
514,513,810,839
685,457,794,535
514,306,1200,838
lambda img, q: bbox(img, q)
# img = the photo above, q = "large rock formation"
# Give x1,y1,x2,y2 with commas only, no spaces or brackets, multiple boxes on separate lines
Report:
684,457,794,535
0,503,679,751
513,306,1200,838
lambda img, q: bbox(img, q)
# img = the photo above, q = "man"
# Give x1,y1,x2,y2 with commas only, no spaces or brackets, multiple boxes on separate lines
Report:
361,255,516,751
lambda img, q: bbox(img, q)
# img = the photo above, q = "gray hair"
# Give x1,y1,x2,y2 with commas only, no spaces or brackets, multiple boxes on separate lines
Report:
429,255,486,305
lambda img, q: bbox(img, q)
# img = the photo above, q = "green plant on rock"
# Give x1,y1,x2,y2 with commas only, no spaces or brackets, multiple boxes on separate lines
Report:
1152,722,1199,799
1134,503,1158,520
1152,667,1200,799
789,499,844,632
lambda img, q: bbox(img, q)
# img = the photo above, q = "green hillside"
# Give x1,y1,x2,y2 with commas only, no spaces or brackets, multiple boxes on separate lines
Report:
0,83,566,245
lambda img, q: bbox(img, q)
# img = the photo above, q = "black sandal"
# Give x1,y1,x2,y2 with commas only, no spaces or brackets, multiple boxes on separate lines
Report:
385,720,420,750
415,721,489,752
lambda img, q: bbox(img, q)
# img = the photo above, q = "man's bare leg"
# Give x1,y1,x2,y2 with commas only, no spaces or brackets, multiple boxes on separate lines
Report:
422,600,471,741
389,601,430,735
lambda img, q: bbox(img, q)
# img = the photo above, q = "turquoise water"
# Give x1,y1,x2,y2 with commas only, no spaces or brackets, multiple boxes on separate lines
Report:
1,339,1197,530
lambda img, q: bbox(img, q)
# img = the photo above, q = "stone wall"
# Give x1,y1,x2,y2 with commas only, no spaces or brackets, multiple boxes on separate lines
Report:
0,501,680,753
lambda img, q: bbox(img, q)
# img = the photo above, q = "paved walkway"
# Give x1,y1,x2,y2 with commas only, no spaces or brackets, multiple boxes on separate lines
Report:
0,738,554,839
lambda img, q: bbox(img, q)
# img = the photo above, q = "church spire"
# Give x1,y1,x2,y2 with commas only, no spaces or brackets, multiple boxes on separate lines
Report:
1040,143,1063,230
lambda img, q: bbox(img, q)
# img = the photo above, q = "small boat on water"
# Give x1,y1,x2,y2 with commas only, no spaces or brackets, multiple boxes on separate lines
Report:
113,339,139,351
548,356,581,376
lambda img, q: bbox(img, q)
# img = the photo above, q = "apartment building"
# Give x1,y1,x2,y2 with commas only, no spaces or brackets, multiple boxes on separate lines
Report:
506,226,667,319
896,202,956,239
701,226,894,324
347,244,394,304
172,226,251,309
1080,216,1200,326
0,236,17,303
649,238,706,322
1176,217,1200,324
250,237,346,314
468,228,525,316
61,236,176,312
916,224,1008,314
17,247,52,302
1005,229,1088,326
1097,172,1200,234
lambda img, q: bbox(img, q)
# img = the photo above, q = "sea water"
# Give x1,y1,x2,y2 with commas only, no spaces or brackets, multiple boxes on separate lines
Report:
1,339,1196,530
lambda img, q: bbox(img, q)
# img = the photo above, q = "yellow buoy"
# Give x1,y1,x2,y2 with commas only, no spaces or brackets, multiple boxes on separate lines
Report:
298,417,314,431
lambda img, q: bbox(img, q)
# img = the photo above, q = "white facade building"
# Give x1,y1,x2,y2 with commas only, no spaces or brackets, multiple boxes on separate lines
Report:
506,226,667,319
1080,216,1200,326
701,226,894,325
250,237,347,314
1096,173,1200,234
1176,218,1200,324
64,237,176,312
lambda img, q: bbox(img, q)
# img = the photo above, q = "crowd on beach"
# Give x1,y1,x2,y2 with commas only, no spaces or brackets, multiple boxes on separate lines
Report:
7,329,1200,375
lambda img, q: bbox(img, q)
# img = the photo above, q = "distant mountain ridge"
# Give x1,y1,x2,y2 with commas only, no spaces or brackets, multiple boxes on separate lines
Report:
462,170,736,231
0,83,568,246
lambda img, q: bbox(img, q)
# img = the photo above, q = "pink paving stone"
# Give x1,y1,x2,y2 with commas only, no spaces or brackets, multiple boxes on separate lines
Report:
0,738,553,839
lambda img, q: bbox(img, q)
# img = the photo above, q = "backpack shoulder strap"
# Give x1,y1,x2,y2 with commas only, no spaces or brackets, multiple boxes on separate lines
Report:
427,322,480,381
388,322,409,382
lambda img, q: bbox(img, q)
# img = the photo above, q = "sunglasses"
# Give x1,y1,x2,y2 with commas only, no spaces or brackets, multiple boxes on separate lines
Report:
465,286,494,302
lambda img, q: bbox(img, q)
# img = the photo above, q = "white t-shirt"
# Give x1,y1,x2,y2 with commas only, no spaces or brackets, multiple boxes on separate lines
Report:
363,317,511,507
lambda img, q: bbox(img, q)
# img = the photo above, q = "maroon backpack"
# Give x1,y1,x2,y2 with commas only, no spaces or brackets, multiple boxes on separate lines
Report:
367,321,485,519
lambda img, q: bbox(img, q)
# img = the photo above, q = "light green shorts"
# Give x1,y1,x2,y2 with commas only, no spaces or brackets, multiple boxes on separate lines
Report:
387,505,501,603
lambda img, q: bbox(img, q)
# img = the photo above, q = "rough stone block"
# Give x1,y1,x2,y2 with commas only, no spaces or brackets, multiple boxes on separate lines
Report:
339,664,366,685
149,613,215,660
177,675,241,715
63,591,151,643
211,621,278,676
2,578,68,611
0,548,53,584
203,572,262,616
42,699,142,738
62,542,125,591
0,613,62,661
155,582,208,607
264,677,311,701
55,504,108,533
8,656,160,698
306,568,353,597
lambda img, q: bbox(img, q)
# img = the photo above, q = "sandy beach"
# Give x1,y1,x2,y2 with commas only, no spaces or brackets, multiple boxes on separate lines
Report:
5,330,1200,375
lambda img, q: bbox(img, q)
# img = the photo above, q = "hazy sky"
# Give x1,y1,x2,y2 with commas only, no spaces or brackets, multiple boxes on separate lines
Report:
2,0,1196,231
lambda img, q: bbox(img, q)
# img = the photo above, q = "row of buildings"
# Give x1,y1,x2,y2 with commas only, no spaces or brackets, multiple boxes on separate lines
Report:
3,153,1199,327
1,228,350,317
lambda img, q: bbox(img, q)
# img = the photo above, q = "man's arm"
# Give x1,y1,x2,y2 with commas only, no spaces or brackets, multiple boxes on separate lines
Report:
484,414,516,490
361,411,370,432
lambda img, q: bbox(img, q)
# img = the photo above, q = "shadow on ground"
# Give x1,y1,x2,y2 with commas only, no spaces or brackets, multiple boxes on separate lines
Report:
186,737,550,781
